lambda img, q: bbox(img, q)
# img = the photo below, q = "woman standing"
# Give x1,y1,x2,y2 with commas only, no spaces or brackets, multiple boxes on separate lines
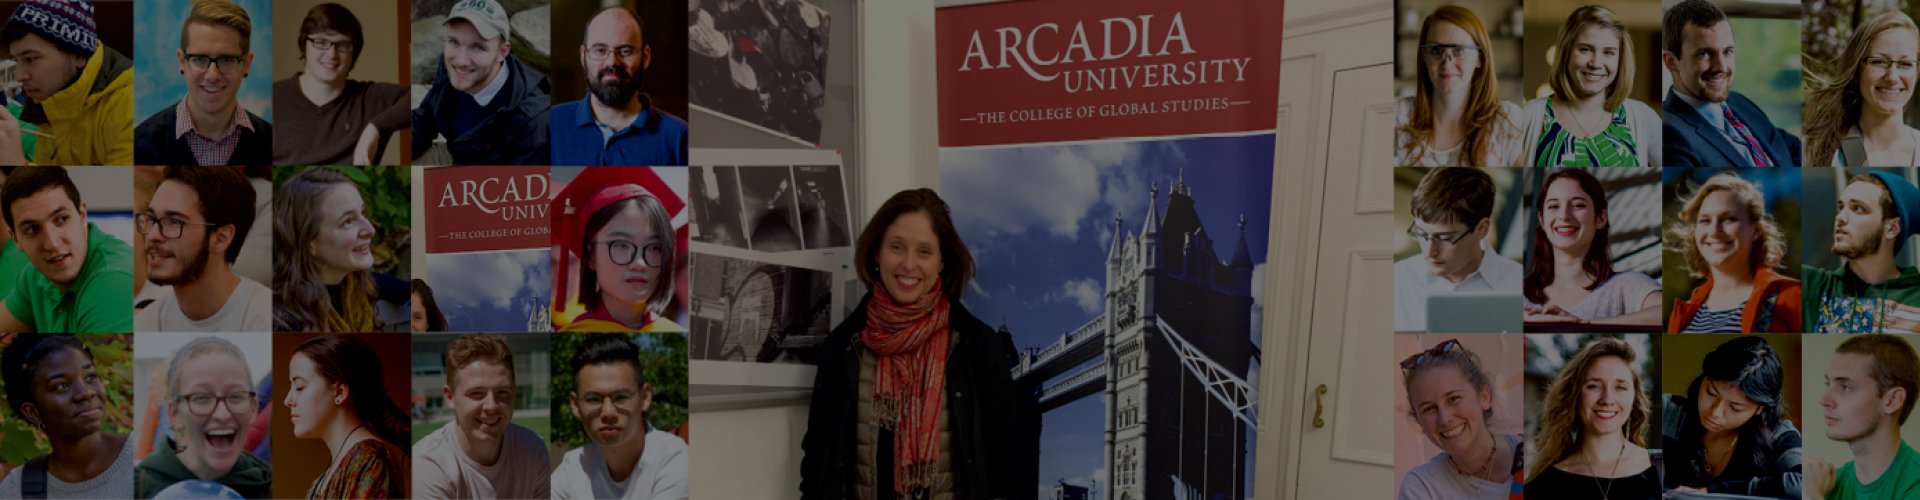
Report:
1665,173,1801,333
272,168,408,332
282,335,408,498
1396,5,1527,166
1398,338,1523,500
1805,11,1920,166
799,189,1038,499
1526,337,1660,498
1522,6,1661,167
1662,336,1802,498
1523,169,1662,327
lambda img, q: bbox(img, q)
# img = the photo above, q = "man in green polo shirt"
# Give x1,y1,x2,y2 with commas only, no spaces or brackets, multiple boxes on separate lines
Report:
0,166,131,333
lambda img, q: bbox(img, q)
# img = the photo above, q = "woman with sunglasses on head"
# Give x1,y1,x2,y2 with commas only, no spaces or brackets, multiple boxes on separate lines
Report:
0,334,134,499
1398,5,1527,166
135,336,271,499
1399,338,1523,500
1806,11,1920,166
562,184,683,332
1526,337,1659,499
1662,336,1802,498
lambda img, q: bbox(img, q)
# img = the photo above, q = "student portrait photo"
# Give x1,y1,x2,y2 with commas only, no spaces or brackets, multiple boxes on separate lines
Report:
410,0,551,165
550,167,688,332
1394,334,1524,499
133,0,274,167
1523,334,1660,497
550,332,688,500
1394,167,1524,333
412,333,552,499
271,166,410,333
0,333,133,498
1517,2,1662,167
133,335,272,499
1661,0,1803,167
1394,2,1526,166
1802,168,1920,333
133,166,271,333
1661,168,1801,333
0,0,134,166
1802,334,1920,500
1660,335,1803,498
549,1,689,167
270,0,411,166
0,166,132,333
1523,168,1663,332
274,333,410,499
1805,8,1920,166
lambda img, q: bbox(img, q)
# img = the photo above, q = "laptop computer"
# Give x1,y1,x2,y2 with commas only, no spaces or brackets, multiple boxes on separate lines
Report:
1427,291,1523,333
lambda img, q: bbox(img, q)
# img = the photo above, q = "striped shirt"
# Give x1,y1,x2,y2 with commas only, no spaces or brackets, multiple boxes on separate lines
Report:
1683,301,1746,333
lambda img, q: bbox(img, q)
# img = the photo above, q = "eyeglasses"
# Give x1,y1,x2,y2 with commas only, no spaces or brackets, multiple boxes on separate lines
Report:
177,390,256,417
304,36,356,54
1401,338,1463,371
1866,57,1919,73
1407,222,1472,247
1419,43,1480,62
586,44,641,62
595,239,665,268
136,213,220,240
579,390,638,412
183,54,245,73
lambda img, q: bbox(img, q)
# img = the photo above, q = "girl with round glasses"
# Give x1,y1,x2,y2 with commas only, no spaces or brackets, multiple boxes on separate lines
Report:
562,184,682,332
135,336,271,498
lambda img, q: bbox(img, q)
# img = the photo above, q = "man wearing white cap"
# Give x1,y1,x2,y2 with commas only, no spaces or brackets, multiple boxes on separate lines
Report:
412,0,551,165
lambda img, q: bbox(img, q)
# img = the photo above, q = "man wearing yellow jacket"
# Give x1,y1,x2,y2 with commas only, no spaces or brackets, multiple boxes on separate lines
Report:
0,0,133,166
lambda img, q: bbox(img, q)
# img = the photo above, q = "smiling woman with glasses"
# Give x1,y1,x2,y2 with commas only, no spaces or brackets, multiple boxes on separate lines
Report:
562,184,682,332
135,336,271,499
1397,5,1526,166
1806,11,1920,166
272,3,411,166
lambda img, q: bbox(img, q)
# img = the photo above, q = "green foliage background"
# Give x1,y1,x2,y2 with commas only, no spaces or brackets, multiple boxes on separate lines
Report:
550,333,689,449
0,334,134,465
272,166,414,280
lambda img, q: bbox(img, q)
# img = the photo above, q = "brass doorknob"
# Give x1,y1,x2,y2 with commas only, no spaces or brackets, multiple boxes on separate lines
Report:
1313,384,1328,428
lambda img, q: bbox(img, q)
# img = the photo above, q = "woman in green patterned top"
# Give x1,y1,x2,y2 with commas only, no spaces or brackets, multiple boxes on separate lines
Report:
1522,5,1663,167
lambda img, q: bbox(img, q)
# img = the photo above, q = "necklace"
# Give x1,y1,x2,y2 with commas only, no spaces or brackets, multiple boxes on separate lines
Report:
1589,439,1626,500
1557,101,1607,139
1448,429,1498,481
1704,434,1738,477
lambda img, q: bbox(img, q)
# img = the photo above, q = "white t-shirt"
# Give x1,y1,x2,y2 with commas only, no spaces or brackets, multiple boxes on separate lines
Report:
134,277,272,332
0,435,136,498
551,430,689,500
413,421,552,499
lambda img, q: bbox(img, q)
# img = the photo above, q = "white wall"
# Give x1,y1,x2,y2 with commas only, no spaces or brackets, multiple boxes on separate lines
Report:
688,1,941,498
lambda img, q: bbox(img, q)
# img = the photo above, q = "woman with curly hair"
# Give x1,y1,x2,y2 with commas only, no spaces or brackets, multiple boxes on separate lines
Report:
1665,172,1801,332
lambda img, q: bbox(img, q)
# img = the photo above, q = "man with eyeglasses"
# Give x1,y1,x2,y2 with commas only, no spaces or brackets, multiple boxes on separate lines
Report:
416,333,552,499
1393,167,1521,332
0,166,131,333
272,3,410,165
133,0,272,166
134,166,270,332
135,336,271,498
1661,0,1802,167
0,0,135,166
413,0,551,165
552,334,688,500
551,7,688,167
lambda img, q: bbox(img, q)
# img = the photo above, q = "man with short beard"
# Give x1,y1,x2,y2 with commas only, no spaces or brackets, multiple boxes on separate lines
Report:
1804,172,1920,333
134,166,270,332
412,0,551,165
551,8,688,167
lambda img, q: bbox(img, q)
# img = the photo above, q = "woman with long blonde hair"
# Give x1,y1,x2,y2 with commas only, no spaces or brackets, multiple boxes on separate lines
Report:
1664,172,1801,333
1525,337,1658,497
1397,5,1526,166
1805,11,1920,166
1522,5,1661,167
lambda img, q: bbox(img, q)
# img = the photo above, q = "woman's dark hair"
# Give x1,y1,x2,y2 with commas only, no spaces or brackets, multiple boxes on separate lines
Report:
570,334,648,388
1,334,89,426
1678,336,1788,484
412,279,449,332
299,3,365,61
853,188,974,300
1524,168,1616,304
580,194,676,313
273,167,378,332
293,335,409,451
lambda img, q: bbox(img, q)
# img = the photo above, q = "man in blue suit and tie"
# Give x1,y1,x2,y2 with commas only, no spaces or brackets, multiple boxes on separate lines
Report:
1662,0,1802,167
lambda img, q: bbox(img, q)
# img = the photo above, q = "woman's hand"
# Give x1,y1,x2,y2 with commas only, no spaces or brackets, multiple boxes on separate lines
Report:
1524,304,1583,323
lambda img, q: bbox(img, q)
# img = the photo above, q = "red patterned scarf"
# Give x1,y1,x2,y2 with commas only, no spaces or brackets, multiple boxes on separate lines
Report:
861,280,952,494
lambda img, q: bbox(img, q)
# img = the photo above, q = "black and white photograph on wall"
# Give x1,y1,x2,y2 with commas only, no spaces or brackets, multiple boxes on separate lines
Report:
689,0,833,146
689,252,834,364
738,165,805,252
792,164,850,250
691,165,749,250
